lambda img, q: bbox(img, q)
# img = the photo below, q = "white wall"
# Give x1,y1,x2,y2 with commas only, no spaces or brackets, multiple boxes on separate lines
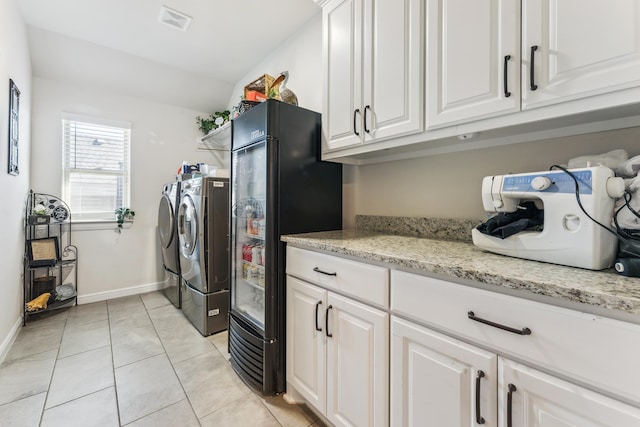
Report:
0,0,32,359
30,77,226,302
227,14,323,115
354,127,640,221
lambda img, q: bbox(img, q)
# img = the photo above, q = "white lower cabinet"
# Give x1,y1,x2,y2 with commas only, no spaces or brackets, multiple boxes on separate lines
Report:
286,270,389,427
287,249,640,426
391,270,640,427
391,316,640,427
391,317,498,426
500,358,640,427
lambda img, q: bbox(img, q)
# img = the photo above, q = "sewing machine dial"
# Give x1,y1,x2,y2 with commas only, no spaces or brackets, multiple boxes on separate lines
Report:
531,176,552,191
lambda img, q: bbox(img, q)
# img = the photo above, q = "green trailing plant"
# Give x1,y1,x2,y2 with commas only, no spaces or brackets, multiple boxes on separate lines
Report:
115,208,135,233
196,110,231,135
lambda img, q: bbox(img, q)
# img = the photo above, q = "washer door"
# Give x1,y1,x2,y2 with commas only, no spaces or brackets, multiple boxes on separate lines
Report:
178,195,198,258
158,194,175,249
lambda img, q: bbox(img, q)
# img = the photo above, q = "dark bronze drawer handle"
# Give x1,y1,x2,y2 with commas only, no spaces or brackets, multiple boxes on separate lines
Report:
364,105,371,133
503,55,511,98
507,383,517,427
353,108,360,136
315,301,323,332
530,45,538,91
475,370,486,424
468,311,531,335
313,267,337,277
326,305,333,338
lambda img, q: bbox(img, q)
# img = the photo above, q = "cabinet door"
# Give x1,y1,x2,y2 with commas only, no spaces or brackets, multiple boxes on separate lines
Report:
426,0,520,129
499,358,640,427
522,0,640,110
286,276,327,413
323,0,364,151
391,317,497,427
326,292,389,427
363,0,424,141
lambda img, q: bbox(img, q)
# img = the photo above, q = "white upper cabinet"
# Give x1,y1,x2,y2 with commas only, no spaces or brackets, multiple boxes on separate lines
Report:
426,0,520,129
322,0,423,152
522,0,640,110
427,0,640,129
320,0,640,163
322,0,363,150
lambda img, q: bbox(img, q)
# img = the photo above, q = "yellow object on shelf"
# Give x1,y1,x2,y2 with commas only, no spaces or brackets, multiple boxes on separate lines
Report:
26,292,51,311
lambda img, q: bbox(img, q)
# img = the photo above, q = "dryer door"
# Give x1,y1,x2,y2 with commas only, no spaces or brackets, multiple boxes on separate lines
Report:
158,194,175,249
178,194,198,258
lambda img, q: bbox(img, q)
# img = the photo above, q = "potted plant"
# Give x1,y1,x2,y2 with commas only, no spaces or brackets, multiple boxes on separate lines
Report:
196,110,231,135
29,204,50,225
115,208,135,232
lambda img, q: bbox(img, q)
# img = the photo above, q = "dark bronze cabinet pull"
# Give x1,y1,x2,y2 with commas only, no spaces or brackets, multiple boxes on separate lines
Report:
468,311,531,335
315,301,323,332
530,45,538,90
325,305,333,337
313,267,337,277
507,383,517,427
364,105,371,133
475,370,486,424
353,108,360,136
503,55,511,98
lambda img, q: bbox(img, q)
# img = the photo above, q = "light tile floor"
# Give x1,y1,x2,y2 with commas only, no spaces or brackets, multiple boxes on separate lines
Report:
0,291,324,427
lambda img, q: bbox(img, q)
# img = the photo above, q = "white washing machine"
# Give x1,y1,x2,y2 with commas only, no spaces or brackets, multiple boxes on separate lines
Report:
158,181,181,308
177,176,229,336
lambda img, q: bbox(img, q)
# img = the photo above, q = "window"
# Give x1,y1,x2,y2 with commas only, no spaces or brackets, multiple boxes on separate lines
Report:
62,114,131,221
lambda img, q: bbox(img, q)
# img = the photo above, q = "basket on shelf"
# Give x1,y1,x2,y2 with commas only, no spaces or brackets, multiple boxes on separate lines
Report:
33,276,56,298
244,74,275,101
238,100,260,114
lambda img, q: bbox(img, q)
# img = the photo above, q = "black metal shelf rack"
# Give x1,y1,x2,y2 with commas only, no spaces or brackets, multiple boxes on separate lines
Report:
23,190,78,325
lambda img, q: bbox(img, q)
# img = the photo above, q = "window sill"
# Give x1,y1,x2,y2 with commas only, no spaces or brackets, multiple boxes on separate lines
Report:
72,220,133,231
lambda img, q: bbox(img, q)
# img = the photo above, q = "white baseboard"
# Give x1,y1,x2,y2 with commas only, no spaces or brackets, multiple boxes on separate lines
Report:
77,280,167,305
0,317,23,365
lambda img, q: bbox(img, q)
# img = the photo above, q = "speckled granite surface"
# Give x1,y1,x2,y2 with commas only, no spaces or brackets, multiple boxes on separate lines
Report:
281,229,640,317
355,215,478,242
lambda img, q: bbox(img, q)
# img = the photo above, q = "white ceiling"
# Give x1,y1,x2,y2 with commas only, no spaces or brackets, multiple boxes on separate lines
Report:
18,0,320,113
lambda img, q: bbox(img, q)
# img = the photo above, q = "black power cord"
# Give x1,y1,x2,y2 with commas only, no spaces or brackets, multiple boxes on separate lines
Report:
549,165,640,259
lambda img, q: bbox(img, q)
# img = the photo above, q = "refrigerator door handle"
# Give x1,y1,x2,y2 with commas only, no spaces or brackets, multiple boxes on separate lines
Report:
325,305,333,337
315,301,323,332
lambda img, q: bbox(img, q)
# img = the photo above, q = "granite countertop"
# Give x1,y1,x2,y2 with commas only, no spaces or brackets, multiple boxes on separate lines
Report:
282,228,640,318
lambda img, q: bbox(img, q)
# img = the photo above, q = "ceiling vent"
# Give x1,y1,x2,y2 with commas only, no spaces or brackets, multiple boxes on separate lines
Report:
158,5,192,32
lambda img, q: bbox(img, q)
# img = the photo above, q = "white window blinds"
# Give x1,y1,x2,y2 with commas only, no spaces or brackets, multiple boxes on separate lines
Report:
62,115,131,221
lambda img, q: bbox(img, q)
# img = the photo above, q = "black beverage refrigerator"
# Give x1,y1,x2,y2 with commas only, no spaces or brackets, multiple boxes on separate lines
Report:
228,100,342,394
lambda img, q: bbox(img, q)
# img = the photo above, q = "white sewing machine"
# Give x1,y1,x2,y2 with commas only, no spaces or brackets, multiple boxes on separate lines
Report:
471,165,625,270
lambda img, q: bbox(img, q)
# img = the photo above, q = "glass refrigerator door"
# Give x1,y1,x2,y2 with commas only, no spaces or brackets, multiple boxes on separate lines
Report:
231,141,267,331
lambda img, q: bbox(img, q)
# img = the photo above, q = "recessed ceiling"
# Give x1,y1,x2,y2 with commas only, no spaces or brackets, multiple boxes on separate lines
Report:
18,0,320,112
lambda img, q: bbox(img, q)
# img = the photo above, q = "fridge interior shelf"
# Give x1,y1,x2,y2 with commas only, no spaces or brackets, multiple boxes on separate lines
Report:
242,261,265,289
198,122,231,151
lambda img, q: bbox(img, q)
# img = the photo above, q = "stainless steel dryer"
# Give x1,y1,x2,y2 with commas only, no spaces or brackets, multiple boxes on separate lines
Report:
177,176,229,336
158,180,181,308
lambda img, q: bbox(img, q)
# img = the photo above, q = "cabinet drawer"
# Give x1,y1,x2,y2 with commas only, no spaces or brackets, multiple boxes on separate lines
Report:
391,270,640,405
286,246,389,307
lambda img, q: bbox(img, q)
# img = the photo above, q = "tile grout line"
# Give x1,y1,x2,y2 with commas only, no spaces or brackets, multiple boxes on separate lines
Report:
106,297,124,427
141,296,204,427
38,313,69,426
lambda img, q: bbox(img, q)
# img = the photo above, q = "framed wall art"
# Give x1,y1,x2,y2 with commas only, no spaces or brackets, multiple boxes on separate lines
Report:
27,237,60,267
8,78,20,176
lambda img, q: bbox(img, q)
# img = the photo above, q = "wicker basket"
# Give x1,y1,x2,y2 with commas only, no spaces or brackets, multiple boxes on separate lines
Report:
243,74,275,100
33,276,56,298
238,100,260,114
